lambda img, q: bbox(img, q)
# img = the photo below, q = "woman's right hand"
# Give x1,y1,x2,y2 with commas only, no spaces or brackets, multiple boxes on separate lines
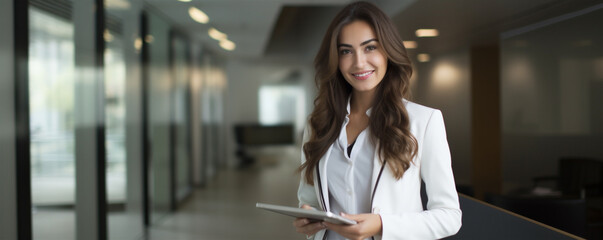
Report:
293,204,326,237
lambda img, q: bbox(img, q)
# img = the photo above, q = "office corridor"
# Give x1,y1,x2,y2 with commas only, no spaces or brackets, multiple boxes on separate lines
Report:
3,1,602,239
145,148,303,240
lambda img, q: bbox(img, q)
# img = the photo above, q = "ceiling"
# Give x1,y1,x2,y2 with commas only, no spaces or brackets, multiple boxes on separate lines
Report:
143,0,601,61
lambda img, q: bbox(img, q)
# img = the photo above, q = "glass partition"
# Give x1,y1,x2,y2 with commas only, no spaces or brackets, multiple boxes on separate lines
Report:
105,27,127,208
29,5,76,240
501,6,603,192
105,1,144,239
500,8,603,238
172,35,192,202
201,57,227,177
147,10,172,223
104,0,144,237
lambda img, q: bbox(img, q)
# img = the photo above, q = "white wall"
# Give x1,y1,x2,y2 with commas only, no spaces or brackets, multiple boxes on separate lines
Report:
0,0,16,239
412,50,473,186
224,59,314,167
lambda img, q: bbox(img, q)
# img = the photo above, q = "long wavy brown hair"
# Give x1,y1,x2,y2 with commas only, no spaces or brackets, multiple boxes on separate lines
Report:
300,1,418,184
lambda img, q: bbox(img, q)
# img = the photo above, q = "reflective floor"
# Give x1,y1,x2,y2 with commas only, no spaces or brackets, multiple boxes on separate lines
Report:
145,148,303,240
33,146,304,240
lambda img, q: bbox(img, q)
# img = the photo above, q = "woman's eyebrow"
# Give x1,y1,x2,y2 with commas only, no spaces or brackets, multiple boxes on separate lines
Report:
337,38,378,48
360,38,378,46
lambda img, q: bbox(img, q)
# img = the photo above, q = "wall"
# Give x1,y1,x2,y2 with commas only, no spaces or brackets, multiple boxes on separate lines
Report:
412,50,473,186
0,0,17,238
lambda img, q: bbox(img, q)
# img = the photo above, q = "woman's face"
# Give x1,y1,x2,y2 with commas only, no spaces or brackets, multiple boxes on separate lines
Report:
337,20,388,95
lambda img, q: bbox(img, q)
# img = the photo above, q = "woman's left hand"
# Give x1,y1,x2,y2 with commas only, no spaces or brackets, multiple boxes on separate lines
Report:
323,213,382,240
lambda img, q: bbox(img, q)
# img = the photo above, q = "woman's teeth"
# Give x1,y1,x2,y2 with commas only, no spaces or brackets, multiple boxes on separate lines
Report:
353,71,372,77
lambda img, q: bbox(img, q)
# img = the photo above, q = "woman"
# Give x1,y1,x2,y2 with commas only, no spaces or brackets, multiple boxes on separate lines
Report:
293,1,462,240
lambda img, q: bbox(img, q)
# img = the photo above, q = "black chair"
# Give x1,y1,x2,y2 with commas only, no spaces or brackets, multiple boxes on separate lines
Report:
233,123,294,168
456,184,475,198
486,194,587,237
533,157,603,198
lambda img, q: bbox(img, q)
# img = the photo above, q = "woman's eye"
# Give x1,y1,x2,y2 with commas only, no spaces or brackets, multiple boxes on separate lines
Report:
366,45,377,51
339,49,351,55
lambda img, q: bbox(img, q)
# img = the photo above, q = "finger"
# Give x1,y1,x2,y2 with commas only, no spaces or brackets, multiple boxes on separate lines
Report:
340,212,363,221
293,218,310,227
300,204,314,210
307,222,326,235
322,221,342,230
323,222,359,240
296,222,326,235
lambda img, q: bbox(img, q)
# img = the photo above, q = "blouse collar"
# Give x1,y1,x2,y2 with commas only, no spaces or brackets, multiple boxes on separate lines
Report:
346,95,373,117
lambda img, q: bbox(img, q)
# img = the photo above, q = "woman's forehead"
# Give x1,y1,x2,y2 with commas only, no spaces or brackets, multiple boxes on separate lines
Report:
338,21,377,45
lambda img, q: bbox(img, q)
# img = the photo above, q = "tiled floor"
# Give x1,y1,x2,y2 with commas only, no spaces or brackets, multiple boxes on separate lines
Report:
145,149,305,240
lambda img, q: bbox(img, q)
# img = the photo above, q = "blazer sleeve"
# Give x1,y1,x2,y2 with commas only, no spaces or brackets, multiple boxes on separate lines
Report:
380,110,462,239
297,125,321,210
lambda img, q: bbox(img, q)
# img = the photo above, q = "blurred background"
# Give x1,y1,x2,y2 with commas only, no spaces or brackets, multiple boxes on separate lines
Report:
1,0,601,239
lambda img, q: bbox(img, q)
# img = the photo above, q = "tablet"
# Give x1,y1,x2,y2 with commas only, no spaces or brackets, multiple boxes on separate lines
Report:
256,202,357,225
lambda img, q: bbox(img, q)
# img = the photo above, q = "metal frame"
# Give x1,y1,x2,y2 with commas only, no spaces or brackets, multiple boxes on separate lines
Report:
94,0,107,239
140,10,151,227
14,0,32,239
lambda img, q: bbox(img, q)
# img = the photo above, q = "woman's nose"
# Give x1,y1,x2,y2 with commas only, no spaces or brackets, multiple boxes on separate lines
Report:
353,52,366,68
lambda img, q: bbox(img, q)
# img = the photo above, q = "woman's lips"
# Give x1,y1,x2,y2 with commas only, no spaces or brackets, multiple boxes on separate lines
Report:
352,70,374,80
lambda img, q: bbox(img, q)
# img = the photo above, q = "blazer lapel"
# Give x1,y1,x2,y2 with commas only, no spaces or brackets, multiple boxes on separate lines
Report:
370,146,386,206
317,145,333,211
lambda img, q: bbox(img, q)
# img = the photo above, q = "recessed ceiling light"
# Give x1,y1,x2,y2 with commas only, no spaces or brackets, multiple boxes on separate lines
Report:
189,7,209,24
106,0,131,9
208,27,227,41
417,53,430,62
415,29,439,37
145,35,154,43
219,39,236,51
178,0,192,2
134,37,142,50
403,41,417,49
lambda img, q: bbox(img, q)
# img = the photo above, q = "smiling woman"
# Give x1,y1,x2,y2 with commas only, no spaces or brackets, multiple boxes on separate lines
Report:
295,1,462,240
337,21,387,94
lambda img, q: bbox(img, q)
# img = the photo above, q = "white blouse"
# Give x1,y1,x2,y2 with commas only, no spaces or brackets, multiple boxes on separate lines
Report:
325,100,375,240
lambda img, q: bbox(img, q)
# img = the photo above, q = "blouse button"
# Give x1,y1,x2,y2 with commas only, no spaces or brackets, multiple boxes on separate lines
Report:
372,207,381,214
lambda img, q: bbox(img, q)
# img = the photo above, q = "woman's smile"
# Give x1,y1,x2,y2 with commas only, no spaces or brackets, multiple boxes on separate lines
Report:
351,70,374,80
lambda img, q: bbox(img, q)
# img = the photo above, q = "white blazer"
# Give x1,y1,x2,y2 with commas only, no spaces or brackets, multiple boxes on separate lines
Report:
298,100,462,240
